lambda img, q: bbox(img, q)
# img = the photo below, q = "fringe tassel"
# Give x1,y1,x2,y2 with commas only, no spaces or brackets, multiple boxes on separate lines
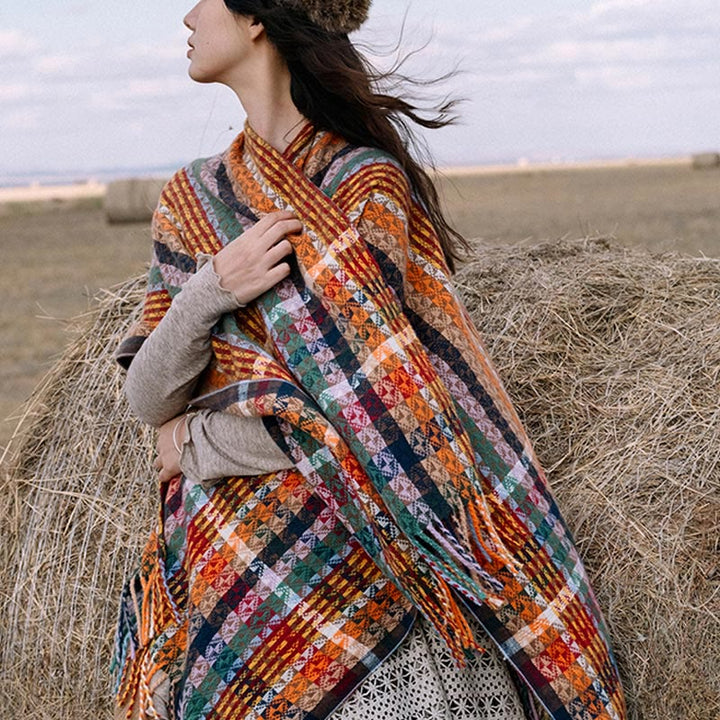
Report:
114,505,182,720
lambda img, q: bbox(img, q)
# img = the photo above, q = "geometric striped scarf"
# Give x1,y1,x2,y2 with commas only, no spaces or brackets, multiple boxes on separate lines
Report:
113,122,626,720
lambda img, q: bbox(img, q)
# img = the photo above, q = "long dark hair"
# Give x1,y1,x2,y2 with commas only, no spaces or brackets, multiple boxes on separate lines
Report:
224,0,467,271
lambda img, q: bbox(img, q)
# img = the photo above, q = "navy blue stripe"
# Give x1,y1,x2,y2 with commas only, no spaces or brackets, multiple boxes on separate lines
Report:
407,306,536,476
154,239,196,273
286,266,453,520
365,239,538,481
468,599,570,720
311,145,357,190
215,161,260,223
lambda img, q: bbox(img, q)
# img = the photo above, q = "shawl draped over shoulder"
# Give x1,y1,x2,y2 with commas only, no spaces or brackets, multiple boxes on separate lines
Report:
112,123,626,720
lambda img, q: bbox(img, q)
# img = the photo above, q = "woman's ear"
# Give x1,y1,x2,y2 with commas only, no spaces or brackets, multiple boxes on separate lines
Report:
247,17,266,40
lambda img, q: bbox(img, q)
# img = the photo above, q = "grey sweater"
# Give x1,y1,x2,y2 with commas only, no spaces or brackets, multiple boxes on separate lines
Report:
124,255,293,485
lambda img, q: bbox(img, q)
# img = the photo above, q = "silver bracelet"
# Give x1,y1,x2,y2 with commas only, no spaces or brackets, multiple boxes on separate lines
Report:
172,415,187,455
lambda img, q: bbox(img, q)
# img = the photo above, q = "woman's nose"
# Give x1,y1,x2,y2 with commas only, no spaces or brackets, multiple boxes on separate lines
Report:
183,4,198,30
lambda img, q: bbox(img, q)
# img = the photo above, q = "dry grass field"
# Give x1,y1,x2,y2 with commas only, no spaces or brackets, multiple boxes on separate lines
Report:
1,161,719,450
440,161,720,252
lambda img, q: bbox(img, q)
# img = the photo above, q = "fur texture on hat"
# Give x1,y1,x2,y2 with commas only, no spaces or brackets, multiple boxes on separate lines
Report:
276,0,371,33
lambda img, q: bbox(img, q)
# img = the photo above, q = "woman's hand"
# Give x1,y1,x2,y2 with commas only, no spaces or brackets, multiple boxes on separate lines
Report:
213,210,302,305
153,414,189,483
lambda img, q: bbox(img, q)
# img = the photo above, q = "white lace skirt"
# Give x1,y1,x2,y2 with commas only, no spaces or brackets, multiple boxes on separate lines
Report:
334,616,527,720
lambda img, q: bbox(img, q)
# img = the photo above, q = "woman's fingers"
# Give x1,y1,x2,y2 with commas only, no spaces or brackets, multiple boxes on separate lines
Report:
257,218,303,250
265,238,294,266
255,209,297,231
266,261,292,285
221,217,300,264
212,211,302,304
251,211,300,246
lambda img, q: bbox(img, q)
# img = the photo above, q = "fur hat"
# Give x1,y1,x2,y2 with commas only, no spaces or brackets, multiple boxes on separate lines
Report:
276,0,371,34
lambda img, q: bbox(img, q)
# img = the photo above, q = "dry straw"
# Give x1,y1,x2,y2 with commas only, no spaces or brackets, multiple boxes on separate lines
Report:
0,277,155,718
1,237,718,719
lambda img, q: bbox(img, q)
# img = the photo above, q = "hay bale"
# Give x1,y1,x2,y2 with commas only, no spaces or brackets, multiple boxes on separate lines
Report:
104,177,167,224
0,278,155,718
691,152,720,170
1,237,719,719
456,238,720,719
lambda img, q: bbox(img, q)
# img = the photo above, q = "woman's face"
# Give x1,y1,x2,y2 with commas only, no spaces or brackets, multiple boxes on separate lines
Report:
183,0,255,85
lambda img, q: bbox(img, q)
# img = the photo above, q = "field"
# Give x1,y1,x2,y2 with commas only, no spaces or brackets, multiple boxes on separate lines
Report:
1,161,719,450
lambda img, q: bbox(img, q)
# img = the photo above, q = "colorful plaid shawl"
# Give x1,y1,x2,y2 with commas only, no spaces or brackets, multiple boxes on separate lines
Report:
113,123,626,720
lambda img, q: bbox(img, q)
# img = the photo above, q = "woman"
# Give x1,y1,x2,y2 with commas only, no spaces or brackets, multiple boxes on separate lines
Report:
112,1,626,719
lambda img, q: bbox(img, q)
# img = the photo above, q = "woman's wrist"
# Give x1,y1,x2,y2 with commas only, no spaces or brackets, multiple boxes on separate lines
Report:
197,253,245,308
173,257,244,324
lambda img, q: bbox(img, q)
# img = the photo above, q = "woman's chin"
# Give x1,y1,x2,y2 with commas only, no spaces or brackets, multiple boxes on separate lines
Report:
187,65,213,84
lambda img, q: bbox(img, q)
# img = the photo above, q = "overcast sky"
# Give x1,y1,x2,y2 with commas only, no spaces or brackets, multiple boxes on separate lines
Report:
1,0,719,183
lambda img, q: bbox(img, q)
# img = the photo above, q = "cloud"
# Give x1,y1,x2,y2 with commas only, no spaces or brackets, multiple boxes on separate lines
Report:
0,108,43,131
476,17,535,45
574,65,654,90
3,0,720,177
0,27,194,168
517,36,708,68
90,76,191,112
35,54,82,75
366,0,720,163
429,0,720,97
126,37,188,63
587,0,720,34
0,29,39,60
0,83,32,103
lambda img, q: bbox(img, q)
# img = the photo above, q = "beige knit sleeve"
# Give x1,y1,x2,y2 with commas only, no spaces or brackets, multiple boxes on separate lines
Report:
123,256,240,426
123,254,294,485
181,410,294,488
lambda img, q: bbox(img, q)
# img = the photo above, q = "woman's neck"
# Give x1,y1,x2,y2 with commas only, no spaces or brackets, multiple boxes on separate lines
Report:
229,54,307,153
244,100,307,153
